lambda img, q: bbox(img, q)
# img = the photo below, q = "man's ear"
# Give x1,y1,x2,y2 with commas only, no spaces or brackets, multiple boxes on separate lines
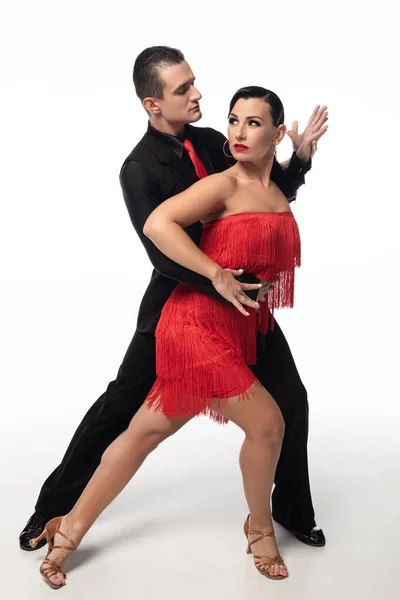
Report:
143,97,161,115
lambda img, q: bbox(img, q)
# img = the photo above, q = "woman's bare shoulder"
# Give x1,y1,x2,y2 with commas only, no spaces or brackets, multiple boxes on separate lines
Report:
214,170,238,191
220,169,240,183
195,171,236,199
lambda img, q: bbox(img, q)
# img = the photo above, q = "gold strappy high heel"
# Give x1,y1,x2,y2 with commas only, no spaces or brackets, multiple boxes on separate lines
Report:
244,514,288,580
29,516,78,590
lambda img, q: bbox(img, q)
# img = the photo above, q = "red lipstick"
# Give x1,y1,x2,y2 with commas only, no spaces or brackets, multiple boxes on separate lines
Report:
233,144,249,152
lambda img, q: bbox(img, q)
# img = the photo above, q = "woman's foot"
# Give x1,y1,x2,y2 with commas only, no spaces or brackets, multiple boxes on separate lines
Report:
31,515,81,589
244,514,288,579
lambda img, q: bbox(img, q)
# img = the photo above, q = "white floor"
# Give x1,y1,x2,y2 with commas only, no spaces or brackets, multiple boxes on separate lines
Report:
2,409,399,600
2,265,399,599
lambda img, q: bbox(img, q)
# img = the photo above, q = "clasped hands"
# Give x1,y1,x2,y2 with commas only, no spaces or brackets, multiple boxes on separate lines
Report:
211,268,275,317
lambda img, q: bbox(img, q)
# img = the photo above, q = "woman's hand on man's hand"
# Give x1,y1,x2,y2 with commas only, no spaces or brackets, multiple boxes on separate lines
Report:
211,268,262,316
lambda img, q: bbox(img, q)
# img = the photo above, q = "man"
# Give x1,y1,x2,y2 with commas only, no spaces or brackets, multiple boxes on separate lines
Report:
20,46,326,551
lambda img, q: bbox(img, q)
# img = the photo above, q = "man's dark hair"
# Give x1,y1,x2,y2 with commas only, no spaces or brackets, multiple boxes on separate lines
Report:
133,46,185,101
229,86,285,127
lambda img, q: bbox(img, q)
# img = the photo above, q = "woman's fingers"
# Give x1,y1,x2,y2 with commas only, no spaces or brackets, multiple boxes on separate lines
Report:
311,105,327,127
313,111,328,132
307,105,320,127
240,282,263,291
228,268,244,276
231,298,250,316
213,269,261,313
225,268,262,290
312,125,328,140
236,292,259,310
256,278,276,302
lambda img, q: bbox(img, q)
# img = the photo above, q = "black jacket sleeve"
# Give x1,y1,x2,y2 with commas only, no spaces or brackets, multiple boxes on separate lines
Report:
270,152,312,203
120,160,238,303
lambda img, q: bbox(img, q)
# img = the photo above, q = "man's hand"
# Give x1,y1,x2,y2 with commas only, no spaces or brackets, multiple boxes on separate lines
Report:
287,105,328,162
256,278,277,306
211,268,261,316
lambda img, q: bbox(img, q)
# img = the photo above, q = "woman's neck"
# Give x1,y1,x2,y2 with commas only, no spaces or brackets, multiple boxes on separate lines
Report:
232,153,275,186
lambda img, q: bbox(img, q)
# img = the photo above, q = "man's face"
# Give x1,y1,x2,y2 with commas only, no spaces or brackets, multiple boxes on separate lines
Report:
156,61,202,125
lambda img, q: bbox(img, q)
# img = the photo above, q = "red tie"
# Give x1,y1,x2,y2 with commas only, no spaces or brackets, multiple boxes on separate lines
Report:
183,139,208,179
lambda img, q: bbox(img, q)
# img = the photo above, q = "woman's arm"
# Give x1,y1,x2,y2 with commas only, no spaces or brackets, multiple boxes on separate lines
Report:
144,174,228,279
120,160,260,303
143,174,261,316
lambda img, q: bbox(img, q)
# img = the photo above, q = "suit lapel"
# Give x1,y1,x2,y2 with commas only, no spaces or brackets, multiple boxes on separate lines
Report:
191,133,215,175
142,133,197,188
190,126,228,174
168,152,198,187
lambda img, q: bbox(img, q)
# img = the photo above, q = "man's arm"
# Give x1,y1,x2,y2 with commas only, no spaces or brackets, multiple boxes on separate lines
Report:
271,152,312,203
119,160,259,303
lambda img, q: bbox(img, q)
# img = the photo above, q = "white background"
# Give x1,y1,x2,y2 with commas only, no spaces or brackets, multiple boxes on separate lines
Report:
1,1,399,598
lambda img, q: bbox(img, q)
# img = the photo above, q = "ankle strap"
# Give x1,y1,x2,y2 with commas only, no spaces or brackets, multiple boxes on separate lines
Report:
247,528,275,550
247,527,275,537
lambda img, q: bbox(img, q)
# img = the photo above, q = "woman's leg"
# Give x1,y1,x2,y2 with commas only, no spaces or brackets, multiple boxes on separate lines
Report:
44,402,192,585
212,384,287,577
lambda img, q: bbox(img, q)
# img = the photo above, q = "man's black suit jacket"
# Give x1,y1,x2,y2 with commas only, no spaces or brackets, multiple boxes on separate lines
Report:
119,123,310,333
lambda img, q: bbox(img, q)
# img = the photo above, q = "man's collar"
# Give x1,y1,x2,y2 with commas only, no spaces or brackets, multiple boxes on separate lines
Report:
146,122,192,158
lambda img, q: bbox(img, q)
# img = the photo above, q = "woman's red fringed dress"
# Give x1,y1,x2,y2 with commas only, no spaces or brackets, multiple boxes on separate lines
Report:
146,211,301,424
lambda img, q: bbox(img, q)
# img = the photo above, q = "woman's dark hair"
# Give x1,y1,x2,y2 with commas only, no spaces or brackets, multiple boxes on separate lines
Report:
228,86,284,127
133,46,185,101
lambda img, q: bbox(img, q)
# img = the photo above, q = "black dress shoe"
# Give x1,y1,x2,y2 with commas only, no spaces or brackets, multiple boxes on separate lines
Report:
292,527,326,547
19,512,47,551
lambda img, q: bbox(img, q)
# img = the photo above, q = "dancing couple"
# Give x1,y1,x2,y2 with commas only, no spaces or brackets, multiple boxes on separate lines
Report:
21,46,328,588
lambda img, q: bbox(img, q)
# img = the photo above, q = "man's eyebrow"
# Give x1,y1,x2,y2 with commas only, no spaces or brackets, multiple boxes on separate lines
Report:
173,77,195,93
229,112,264,121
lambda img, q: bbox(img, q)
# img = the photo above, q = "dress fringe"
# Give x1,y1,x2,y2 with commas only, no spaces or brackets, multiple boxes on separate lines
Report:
146,212,301,423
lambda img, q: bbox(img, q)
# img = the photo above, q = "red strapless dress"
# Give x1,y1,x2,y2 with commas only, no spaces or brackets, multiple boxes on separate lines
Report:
146,211,301,423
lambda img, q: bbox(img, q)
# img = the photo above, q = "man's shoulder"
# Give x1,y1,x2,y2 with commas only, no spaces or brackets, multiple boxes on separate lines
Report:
121,133,150,164
120,133,161,177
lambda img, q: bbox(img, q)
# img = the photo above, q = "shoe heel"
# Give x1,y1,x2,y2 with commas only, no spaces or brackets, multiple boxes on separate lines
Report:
29,528,47,549
243,515,252,554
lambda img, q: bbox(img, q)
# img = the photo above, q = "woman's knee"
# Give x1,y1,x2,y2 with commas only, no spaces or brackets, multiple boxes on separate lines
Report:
101,420,177,464
128,406,187,447
131,423,178,453
133,409,191,446
245,413,285,445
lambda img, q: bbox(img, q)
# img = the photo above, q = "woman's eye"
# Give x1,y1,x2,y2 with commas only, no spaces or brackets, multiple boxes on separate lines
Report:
228,117,237,124
249,120,260,126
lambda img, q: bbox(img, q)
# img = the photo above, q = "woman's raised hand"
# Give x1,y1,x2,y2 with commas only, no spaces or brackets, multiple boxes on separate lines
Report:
287,105,328,161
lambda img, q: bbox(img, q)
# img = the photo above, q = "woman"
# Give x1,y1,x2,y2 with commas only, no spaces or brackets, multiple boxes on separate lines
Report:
30,86,326,587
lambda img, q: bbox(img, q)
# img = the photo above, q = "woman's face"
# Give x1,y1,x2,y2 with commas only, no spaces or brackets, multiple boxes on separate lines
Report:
227,97,286,162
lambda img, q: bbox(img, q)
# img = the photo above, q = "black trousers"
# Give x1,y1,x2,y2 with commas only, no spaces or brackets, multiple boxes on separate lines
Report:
35,320,316,532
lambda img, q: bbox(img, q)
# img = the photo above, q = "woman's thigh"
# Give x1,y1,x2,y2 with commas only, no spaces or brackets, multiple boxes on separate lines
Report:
126,398,193,441
123,384,284,444
212,384,284,438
